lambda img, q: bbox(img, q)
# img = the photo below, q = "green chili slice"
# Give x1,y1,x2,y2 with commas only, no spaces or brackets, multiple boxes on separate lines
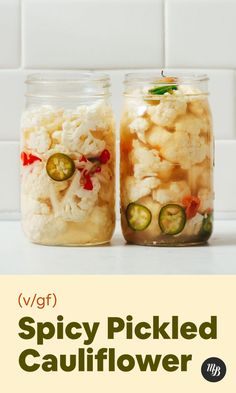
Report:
126,203,152,231
46,153,75,181
159,204,186,235
201,213,213,236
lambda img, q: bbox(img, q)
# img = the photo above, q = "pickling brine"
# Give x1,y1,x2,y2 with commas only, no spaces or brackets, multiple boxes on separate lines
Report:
120,72,214,246
21,73,115,245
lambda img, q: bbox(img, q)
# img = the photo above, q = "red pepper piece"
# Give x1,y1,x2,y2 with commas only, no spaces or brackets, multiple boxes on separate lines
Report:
28,154,42,165
21,152,28,166
182,195,200,219
99,149,110,164
90,166,101,175
83,173,93,190
21,152,41,166
79,155,87,162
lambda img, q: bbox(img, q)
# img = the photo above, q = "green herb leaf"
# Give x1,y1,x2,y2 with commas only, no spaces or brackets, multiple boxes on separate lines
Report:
148,85,178,95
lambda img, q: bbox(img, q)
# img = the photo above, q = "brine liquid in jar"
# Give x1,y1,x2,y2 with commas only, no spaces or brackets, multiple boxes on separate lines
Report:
120,72,214,246
21,73,116,245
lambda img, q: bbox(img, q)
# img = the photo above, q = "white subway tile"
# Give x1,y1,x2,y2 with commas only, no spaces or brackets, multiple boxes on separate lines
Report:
0,71,25,140
23,0,164,69
166,0,236,68
208,70,236,139
0,0,20,68
215,140,236,212
0,142,20,212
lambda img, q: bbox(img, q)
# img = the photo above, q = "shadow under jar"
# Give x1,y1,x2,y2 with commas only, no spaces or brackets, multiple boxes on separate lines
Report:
21,73,116,246
120,72,214,246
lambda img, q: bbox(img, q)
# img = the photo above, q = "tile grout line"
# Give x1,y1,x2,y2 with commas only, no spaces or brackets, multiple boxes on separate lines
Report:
20,0,24,69
163,0,166,68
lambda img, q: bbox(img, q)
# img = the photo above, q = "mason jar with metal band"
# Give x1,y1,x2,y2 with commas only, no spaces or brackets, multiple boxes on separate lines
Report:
120,72,214,246
21,73,116,245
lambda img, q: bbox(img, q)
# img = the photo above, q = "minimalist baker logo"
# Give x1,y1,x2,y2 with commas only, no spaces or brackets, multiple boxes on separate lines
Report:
201,357,226,382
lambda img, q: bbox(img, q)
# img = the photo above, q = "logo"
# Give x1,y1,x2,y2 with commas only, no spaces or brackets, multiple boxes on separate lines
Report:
201,357,226,382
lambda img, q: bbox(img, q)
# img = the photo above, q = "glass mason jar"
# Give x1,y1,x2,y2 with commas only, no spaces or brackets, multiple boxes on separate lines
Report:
21,73,116,246
120,72,214,246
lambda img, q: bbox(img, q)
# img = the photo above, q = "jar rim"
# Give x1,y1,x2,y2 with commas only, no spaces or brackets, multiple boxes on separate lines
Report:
25,72,111,99
124,72,209,84
26,72,111,86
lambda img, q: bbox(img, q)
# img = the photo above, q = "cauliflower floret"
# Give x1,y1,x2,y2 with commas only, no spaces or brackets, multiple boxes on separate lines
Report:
198,188,213,213
21,195,51,217
124,176,161,203
189,162,212,194
21,162,51,199
87,101,114,130
22,215,67,243
147,95,187,127
188,98,209,117
177,84,202,96
51,171,101,222
25,128,51,154
129,117,149,143
69,205,114,244
145,125,172,148
179,213,203,237
125,94,148,120
61,122,105,156
131,140,172,180
175,113,204,135
63,101,113,131
21,106,63,129
160,130,207,170
152,181,191,204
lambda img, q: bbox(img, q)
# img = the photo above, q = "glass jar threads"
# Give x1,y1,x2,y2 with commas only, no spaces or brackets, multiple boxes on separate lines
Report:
21,73,116,245
120,72,214,246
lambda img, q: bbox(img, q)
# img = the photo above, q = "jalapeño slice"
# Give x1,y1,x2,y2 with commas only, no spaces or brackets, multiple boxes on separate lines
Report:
159,204,186,235
46,153,75,181
126,203,152,231
201,212,213,236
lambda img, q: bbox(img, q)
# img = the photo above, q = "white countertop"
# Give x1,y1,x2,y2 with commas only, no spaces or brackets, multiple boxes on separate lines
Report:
0,220,235,274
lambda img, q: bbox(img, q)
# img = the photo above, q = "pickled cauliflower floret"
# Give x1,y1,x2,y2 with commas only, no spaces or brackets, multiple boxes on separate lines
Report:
129,117,149,143
131,140,173,180
125,94,147,119
198,188,213,213
97,166,114,203
179,213,203,237
152,181,191,204
177,84,202,96
145,125,172,148
51,171,101,222
21,195,51,217
87,101,114,130
22,215,67,243
61,121,105,156
21,105,63,129
124,176,161,203
147,95,187,127
188,98,209,117
21,162,51,199
160,130,207,170
189,161,212,194
25,128,51,154
175,113,204,135
71,205,114,244
63,101,113,131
